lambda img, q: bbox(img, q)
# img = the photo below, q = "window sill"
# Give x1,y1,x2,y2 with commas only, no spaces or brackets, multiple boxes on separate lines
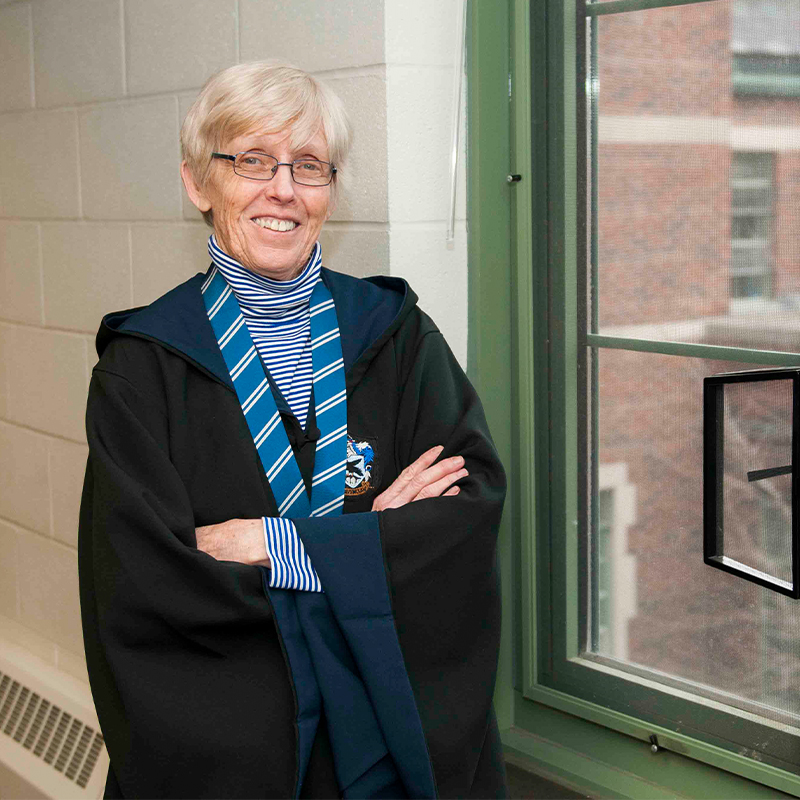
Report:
503,689,800,798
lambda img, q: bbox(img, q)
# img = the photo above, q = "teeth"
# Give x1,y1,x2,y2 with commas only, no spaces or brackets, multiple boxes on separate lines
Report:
253,217,297,232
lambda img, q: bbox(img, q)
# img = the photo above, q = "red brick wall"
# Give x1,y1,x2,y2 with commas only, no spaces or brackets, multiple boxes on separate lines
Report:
597,144,731,327
597,2,800,319
596,2,731,118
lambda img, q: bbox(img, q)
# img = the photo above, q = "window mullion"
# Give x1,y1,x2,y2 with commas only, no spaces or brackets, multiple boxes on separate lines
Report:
587,334,800,366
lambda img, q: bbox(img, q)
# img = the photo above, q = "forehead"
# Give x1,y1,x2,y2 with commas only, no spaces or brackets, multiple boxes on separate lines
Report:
226,127,329,157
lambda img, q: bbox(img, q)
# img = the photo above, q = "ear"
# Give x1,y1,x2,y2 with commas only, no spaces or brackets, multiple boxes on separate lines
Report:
180,161,213,213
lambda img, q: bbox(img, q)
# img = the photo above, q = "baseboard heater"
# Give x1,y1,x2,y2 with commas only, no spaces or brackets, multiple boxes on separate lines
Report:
0,643,108,799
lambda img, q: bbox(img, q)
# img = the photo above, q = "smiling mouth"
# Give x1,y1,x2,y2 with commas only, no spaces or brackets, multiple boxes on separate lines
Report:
252,216,298,232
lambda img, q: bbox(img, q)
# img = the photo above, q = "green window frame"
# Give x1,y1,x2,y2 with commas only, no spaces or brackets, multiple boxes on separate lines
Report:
466,0,800,795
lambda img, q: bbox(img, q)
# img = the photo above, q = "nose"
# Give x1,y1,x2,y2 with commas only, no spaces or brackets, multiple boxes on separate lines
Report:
265,163,296,203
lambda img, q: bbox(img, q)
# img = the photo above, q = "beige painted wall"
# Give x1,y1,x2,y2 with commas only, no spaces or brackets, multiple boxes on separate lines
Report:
0,0,467,711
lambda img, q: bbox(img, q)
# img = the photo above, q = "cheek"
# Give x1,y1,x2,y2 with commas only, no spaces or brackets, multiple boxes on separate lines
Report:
215,194,251,241
212,179,253,223
310,196,332,228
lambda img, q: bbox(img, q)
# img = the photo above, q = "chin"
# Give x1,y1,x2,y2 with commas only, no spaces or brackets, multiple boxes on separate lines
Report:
247,255,305,281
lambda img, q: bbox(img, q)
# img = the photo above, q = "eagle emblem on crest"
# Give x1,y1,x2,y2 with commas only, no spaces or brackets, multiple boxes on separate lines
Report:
345,436,376,496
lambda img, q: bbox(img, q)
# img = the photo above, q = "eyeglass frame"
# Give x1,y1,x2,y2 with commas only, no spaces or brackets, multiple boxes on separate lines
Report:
211,150,337,187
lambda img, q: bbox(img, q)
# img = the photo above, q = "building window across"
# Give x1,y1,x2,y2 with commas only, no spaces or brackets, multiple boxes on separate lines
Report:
731,152,773,303
732,0,800,98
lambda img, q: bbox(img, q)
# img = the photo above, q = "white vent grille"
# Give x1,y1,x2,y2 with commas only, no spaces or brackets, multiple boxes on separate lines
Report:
0,647,108,799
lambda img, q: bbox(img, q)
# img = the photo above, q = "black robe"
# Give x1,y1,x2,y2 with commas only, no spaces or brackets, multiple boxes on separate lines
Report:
79,266,508,799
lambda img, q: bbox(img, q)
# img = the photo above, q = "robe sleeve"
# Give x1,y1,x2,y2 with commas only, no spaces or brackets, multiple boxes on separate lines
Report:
291,326,506,798
380,329,507,797
82,367,274,646
79,364,298,799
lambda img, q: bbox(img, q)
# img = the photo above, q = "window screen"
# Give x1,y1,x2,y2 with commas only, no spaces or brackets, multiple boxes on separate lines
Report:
580,0,800,757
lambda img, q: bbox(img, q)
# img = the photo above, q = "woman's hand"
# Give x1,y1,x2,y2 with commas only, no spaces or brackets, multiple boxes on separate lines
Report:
372,445,468,511
195,518,271,567
196,447,466,558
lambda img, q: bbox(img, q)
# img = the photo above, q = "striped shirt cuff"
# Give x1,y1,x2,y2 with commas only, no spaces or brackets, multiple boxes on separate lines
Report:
263,517,323,592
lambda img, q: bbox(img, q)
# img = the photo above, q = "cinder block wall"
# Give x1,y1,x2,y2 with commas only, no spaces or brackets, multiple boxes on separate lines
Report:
0,0,466,696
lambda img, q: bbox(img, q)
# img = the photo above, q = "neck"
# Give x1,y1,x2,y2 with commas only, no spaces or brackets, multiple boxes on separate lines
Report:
207,235,322,312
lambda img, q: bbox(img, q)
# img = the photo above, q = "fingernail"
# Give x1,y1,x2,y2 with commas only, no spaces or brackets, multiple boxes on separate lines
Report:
454,456,464,466
459,468,469,477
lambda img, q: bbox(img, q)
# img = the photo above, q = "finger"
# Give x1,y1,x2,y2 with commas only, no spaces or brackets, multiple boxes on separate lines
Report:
406,456,464,495
391,455,464,507
413,468,468,501
372,464,463,511
377,445,444,504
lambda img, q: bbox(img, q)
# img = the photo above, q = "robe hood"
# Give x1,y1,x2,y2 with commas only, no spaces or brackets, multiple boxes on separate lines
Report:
96,267,416,391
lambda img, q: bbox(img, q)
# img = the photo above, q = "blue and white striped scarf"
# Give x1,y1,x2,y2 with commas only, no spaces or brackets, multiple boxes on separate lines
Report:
208,235,321,427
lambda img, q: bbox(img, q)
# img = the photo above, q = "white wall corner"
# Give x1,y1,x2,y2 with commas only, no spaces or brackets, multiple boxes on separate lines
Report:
383,0,469,367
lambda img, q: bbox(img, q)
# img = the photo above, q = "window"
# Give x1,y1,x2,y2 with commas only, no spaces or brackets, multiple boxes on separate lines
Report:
731,152,774,303
466,0,800,793
573,0,800,771
732,0,800,98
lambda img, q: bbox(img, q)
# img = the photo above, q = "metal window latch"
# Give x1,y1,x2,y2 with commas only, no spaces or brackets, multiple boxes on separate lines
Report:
507,173,522,183
649,734,661,754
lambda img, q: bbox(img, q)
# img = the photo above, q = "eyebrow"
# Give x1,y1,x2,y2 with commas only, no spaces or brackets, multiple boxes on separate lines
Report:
234,141,327,159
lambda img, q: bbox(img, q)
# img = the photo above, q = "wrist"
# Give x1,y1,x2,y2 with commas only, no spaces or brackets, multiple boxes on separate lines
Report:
249,518,269,565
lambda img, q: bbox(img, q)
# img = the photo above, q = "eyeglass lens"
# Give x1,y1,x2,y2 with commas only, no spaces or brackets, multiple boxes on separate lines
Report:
233,151,333,186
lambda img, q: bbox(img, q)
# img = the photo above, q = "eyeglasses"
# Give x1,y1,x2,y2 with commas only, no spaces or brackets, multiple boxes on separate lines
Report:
211,150,337,186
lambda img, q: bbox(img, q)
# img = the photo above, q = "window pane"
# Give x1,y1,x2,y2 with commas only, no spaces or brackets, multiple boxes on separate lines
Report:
590,348,800,726
591,0,800,351
721,378,793,585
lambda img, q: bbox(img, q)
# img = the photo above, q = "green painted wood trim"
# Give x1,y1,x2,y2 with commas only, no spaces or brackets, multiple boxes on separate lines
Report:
465,0,514,730
541,0,581,673
560,0,582,666
587,0,719,16
588,333,800,365
510,0,538,694
503,700,798,799
518,687,800,797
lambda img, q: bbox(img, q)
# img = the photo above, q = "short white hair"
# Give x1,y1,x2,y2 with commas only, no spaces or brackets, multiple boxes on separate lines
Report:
181,61,352,225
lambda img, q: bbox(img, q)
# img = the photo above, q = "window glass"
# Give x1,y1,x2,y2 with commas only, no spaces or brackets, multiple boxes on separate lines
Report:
721,377,793,586
589,349,800,725
586,0,800,740
593,0,800,351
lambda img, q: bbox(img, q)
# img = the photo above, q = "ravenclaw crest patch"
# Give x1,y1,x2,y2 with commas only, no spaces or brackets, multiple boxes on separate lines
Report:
345,435,376,496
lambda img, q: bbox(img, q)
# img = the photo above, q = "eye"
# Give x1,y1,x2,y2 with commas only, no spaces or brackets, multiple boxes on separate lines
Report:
294,159,328,175
239,151,271,167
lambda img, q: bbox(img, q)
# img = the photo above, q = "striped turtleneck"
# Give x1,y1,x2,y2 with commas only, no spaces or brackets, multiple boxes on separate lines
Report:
208,234,322,427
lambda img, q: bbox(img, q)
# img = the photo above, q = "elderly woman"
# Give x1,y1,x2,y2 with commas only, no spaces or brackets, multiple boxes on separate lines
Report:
79,62,506,800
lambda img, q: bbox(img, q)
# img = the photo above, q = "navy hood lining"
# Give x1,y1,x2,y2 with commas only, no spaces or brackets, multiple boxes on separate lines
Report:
97,266,414,390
